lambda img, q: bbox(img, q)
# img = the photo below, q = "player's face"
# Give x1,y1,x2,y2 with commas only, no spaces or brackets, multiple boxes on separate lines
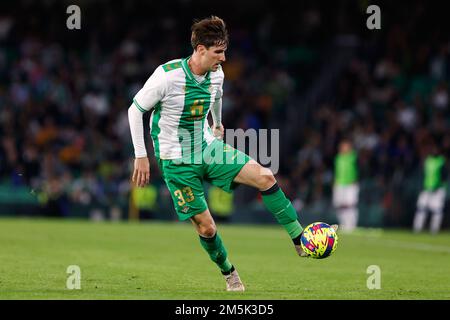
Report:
202,45,227,72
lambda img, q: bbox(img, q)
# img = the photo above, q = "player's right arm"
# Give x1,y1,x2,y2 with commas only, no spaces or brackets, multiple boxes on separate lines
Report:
128,66,168,187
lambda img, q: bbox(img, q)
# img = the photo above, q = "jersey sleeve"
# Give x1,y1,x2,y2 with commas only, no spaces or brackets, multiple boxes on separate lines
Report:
211,68,224,125
211,96,222,125
128,103,147,158
215,67,224,100
133,66,167,112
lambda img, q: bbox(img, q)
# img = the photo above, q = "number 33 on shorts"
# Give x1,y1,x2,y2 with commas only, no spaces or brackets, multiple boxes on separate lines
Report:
173,187,195,206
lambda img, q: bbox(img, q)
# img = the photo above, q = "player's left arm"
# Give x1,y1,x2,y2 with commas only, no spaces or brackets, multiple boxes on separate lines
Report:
211,70,224,139
211,98,224,139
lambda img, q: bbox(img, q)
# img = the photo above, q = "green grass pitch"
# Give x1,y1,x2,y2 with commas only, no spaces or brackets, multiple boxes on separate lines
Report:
0,218,449,299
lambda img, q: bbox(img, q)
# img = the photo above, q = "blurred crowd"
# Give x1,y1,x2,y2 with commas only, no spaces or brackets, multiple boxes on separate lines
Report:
284,13,450,225
287,38,450,214
0,1,449,225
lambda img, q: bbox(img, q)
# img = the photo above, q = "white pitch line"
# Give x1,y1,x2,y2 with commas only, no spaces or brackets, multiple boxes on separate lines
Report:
372,238,450,254
348,230,450,253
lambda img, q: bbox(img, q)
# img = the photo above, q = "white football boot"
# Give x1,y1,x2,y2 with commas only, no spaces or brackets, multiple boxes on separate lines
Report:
224,269,245,292
295,244,309,257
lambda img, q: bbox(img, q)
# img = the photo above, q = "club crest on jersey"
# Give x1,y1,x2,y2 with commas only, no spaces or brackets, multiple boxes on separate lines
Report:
181,206,190,213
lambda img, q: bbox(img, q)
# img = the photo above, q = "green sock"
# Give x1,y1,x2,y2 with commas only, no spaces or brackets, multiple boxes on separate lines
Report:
261,183,303,239
199,232,233,273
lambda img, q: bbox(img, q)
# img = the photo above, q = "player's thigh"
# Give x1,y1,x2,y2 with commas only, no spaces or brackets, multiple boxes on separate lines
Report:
429,188,445,212
417,191,429,208
161,161,208,221
332,185,344,207
345,184,359,206
204,140,252,192
232,159,276,190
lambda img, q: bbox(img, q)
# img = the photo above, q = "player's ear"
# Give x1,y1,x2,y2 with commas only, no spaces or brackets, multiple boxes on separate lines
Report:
197,45,207,55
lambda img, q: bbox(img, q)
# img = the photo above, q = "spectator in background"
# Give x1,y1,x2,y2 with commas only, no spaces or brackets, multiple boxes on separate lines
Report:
413,142,447,234
333,139,359,232
0,1,448,229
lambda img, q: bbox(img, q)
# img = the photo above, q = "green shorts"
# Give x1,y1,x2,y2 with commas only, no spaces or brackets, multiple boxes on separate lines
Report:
157,139,251,221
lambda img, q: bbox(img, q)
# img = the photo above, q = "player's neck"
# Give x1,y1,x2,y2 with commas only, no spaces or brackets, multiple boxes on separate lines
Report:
188,54,207,76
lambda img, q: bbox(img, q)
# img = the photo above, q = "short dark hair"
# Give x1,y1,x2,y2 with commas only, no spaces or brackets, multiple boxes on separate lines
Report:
191,16,229,50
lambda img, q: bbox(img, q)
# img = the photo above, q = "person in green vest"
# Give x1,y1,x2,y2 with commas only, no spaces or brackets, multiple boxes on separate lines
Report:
413,144,447,234
333,139,359,232
130,184,158,220
208,185,234,223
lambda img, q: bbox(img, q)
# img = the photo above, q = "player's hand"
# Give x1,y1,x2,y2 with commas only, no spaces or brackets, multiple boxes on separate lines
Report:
132,157,150,187
212,123,224,140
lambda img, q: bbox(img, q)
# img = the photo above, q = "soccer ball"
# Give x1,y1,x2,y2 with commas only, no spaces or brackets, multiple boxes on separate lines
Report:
300,222,338,259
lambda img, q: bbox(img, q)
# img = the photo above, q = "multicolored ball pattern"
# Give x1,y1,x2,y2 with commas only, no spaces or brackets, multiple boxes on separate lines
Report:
300,222,338,259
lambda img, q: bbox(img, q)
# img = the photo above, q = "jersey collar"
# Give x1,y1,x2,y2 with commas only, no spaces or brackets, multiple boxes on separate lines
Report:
181,56,211,85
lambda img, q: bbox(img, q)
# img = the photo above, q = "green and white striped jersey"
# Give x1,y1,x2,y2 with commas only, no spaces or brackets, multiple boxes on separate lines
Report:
132,57,224,160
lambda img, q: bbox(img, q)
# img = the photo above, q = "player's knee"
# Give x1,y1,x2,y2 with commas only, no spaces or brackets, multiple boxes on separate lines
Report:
258,173,276,191
199,224,217,238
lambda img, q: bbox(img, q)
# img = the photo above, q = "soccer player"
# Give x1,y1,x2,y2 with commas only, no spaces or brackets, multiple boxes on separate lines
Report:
333,139,359,232
413,143,447,234
128,16,336,292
